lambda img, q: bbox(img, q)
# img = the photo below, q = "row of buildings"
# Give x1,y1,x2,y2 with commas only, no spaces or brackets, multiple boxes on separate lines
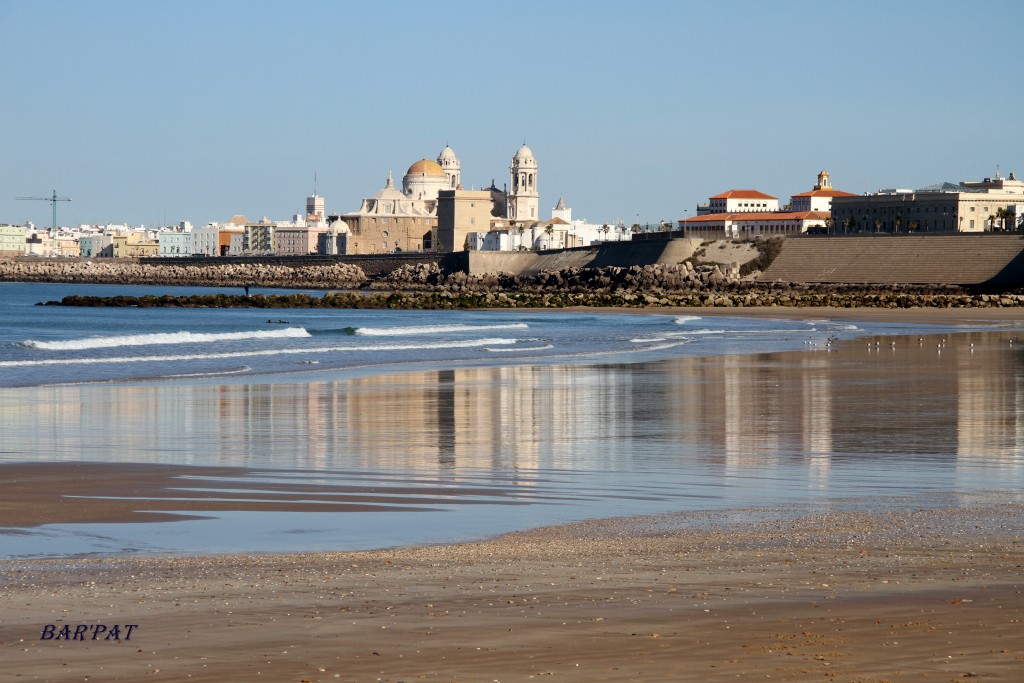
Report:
1,144,620,258
680,170,1024,239
4,149,1023,259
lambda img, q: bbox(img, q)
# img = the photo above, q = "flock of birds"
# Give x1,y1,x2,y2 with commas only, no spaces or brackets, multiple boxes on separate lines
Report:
799,334,1018,353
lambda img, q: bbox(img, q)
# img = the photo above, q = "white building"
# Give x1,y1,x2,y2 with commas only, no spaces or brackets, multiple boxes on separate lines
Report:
508,145,539,223
789,171,856,212
680,210,830,239
158,229,193,257
192,224,222,257
696,189,779,215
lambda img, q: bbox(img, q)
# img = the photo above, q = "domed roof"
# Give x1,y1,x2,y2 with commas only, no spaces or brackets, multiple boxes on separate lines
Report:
514,144,534,160
437,146,458,161
373,172,406,200
406,159,445,176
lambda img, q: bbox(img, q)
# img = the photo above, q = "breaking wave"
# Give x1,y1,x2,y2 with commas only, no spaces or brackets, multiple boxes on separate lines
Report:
351,323,529,336
0,338,517,368
22,328,312,351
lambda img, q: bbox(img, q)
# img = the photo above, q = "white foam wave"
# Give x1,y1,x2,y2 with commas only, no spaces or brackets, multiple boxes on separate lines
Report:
674,316,702,324
354,323,528,336
23,328,311,351
0,338,516,368
630,337,667,343
684,329,725,335
486,345,554,352
636,341,689,352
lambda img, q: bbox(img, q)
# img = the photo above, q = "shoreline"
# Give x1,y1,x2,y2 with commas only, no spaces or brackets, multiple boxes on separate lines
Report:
4,305,1024,679
2,314,1021,537
533,304,1024,324
3,501,1022,681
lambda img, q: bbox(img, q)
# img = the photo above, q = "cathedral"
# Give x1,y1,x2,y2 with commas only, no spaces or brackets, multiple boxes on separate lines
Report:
325,145,540,254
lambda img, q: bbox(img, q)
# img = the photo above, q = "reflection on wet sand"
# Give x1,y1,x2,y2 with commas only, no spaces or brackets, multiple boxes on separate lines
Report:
2,331,1022,484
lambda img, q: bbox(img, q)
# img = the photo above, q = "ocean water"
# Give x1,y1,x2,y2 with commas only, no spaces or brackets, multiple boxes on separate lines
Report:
0,282,954,388
1,282,1023,558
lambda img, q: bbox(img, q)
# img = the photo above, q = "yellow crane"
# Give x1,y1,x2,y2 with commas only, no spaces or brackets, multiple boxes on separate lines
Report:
16,190,72,231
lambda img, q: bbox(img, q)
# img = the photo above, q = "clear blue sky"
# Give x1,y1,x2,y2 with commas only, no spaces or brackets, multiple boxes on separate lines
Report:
2,0,1022,229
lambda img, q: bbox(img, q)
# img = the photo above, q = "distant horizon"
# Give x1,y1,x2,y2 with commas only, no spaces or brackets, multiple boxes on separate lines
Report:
3,0,1022,229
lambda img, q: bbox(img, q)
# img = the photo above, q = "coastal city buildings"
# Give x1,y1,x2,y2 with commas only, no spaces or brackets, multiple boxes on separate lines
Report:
830,170,1024,234
680,172,854,239
0,224,27,256
327,171,438,254
6,158,1023,259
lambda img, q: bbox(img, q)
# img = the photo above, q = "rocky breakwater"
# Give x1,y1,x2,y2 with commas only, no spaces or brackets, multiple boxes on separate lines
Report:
33,258,1024,309
369,260,737,293
364,262,1024,309
0,258,367,289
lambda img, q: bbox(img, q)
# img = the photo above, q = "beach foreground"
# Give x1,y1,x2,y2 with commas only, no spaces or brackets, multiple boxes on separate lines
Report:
2,503,1022,682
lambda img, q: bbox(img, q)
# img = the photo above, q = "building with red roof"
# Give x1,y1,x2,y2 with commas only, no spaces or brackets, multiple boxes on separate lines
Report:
682,171,854,239
697,189,779,216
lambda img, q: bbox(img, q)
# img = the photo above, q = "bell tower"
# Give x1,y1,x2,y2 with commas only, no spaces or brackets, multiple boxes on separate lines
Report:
437,145,461,190
509,144,539,223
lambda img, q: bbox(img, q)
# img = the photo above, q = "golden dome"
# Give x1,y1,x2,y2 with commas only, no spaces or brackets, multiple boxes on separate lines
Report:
406,159,445,176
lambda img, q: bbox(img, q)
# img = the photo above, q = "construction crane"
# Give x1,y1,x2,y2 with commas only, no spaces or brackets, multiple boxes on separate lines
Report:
16,190,72,231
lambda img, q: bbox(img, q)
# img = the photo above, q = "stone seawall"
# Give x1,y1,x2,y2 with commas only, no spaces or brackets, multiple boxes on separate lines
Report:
761,234,1024,286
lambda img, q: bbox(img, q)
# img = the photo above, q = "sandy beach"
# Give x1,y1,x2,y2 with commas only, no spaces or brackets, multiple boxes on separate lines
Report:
1,503,1021,682
2,307,1024,681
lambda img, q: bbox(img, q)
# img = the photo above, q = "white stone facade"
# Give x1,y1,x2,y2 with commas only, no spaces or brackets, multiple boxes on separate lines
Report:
509,145,539,223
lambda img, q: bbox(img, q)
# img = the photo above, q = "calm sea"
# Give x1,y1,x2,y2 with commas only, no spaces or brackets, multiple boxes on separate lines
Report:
1,282,1022,557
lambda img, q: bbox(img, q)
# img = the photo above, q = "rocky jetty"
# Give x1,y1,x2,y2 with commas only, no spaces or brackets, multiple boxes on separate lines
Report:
0,258,367,289
367,261,740,293
9,256,1024,310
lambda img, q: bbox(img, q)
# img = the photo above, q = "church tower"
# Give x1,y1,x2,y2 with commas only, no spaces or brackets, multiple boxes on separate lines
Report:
509,144,539,223
437,145,461,190
815,170,831,190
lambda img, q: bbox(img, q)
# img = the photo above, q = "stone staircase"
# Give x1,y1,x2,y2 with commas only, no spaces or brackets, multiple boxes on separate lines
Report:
760,234,1024,286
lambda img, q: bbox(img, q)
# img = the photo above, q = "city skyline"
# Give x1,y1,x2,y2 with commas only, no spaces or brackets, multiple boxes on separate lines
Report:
2,0,1022,229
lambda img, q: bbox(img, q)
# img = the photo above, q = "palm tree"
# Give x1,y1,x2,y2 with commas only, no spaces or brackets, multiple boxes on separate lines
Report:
894,213,903,233
995,207,1009,232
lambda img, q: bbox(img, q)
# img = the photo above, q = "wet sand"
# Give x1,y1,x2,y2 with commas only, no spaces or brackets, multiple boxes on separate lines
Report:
1,504,1022,682
559,305,1024,325
0,463,528,529
2,307,1024,681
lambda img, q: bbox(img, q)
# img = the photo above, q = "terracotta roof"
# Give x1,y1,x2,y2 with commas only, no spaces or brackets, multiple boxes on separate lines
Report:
790,189,857,198
708,189,778,200
681,211,830,222
548,217,569,225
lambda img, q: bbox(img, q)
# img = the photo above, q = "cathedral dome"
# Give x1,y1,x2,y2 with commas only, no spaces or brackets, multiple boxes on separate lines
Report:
437,146,458,162
407,159,445,176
